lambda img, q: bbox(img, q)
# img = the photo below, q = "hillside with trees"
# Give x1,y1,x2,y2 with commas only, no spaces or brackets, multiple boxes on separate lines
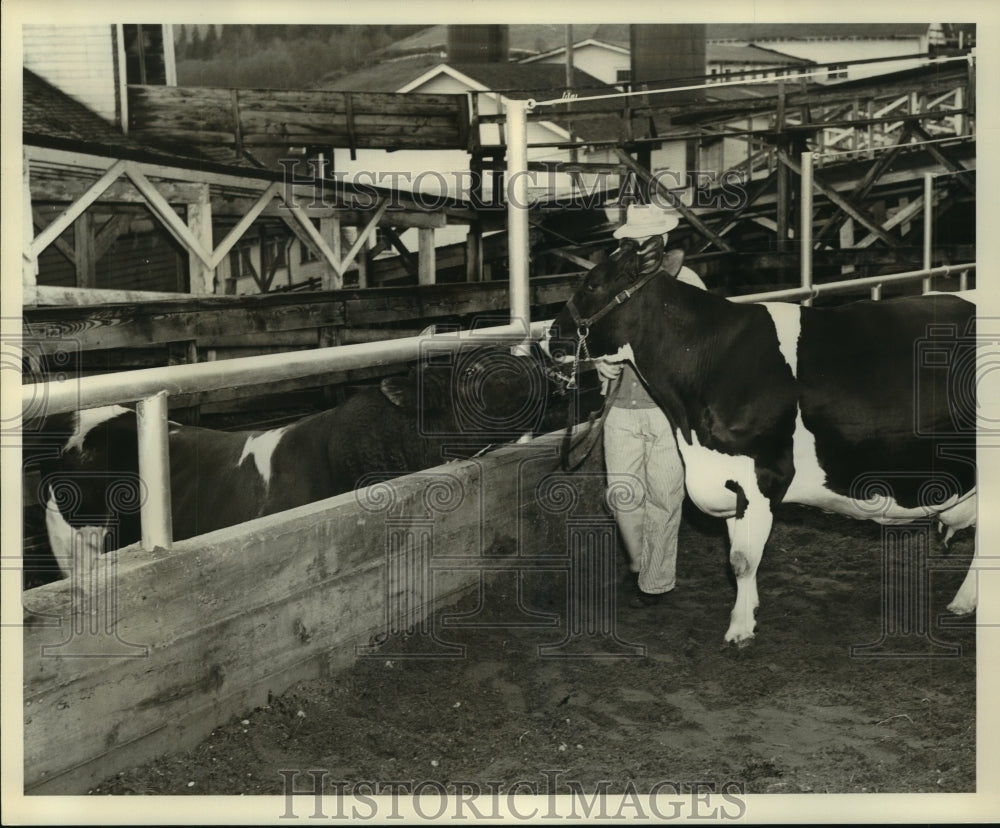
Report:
174,24,426,89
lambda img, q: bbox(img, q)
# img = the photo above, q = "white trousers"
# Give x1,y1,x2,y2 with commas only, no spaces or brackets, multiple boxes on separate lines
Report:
603,404,685,594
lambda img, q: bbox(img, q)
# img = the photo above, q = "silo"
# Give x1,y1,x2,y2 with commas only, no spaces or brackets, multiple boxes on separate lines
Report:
630,24,706,103
447,25,510,63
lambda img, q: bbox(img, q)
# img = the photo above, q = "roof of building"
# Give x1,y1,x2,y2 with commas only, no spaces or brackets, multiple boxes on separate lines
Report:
320,59,622,142
707,23,932,42
708,43,813,66
382,23,630,58
315,54,444,93
382,23,933,60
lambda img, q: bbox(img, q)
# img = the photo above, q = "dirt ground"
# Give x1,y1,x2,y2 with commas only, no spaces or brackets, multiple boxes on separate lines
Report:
91,504,976,796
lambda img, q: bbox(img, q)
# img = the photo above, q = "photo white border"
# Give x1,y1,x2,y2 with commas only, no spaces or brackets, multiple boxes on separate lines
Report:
3,0,999,823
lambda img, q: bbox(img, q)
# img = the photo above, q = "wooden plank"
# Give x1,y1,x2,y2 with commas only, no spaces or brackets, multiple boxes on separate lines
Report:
814,128,911,243
24,285,190,306
780,151,901,249
613,148,734,253
187,187,214,294
93,214,128,261
73,211,96,288
123,163,215,268
209,182,282,269
31,160,127,258
22,434,603,793
21,275,583,355
32,211,75,265
31,173,214,205
418,227,436,285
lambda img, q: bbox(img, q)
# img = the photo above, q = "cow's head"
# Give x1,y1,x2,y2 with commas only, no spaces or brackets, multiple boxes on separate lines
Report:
380,344,571,442
543,238,684,370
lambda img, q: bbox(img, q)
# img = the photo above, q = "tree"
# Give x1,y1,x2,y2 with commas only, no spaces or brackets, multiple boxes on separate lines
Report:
175,24,188,60
201,24,218,57
188,25,202,60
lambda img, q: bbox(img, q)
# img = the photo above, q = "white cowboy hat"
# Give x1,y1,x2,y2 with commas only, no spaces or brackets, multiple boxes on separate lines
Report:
612,204,680,239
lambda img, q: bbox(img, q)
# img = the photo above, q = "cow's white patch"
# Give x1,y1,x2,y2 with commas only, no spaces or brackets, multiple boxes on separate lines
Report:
783,412,967,522
676,430,756,519
761,302,801,378
603,342,636,366
44,490,107,579
239,427,288,487
675,431,772,643
65,405,130,454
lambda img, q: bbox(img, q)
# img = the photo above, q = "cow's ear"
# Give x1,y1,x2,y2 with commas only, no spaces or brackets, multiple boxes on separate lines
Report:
662,248,685,278
380,377,411,408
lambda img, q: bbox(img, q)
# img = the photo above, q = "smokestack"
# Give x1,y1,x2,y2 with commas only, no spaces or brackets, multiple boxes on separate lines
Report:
447,25,509,63
630,24,706,104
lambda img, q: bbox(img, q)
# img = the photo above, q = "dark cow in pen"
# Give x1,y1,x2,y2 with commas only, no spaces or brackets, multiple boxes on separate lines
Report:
25,346,570,583
544,237,978,644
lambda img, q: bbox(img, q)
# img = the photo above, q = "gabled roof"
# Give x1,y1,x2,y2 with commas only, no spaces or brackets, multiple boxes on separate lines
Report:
315,54,444,93
520,36,629,64
403,62,614,100
325,59,622,143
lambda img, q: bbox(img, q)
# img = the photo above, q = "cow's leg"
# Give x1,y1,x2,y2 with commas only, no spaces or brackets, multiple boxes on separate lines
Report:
948,536,979,615
723,504,774,645
44,492,108,580
938,492,977,615
948,551,977,615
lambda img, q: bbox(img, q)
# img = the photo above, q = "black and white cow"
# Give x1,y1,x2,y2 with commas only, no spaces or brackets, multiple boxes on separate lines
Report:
25,346,571,582
545,238,977,644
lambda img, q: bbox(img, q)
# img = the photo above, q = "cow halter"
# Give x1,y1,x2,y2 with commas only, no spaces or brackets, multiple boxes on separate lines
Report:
561,262,664,388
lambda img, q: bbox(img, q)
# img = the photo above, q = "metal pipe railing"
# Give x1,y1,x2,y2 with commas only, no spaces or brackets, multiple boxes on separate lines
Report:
22,321,548,419
731,262,974,304
505,97,532,333
136,391,172,550
923,172,935,294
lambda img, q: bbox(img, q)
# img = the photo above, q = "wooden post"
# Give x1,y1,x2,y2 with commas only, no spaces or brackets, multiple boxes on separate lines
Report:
320,215,341,290
418,227,436,285
466,223,483,282
839,219,855,275
851,98,860,154
356,233,369,289
23,153,38,289
187,185,213,294
74,212,96,288
865,99,875,159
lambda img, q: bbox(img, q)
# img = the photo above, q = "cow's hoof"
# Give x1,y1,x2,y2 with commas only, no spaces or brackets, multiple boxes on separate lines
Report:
724,629,755,646
947,600,976,616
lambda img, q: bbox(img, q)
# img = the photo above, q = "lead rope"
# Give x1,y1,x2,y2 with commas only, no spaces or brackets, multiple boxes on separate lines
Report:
559,352,623,473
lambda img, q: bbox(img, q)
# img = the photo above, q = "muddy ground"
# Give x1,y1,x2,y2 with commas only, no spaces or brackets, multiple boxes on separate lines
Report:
91,504,975,796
